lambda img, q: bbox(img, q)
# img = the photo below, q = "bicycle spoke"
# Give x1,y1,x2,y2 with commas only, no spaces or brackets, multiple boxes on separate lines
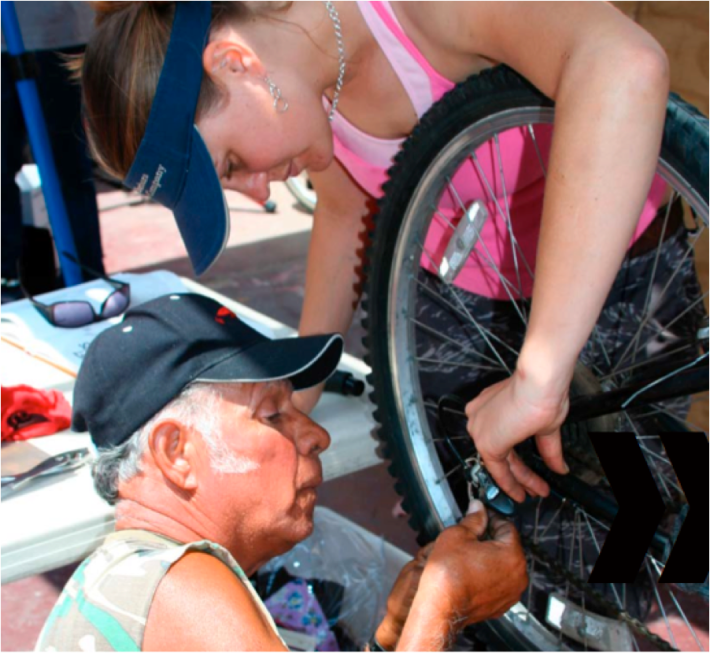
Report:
632,400,706,433
643,451,676,501
613,228,706,374
435,463,463,485
412,275,521,360
624,417,680,499
650,559,705,651
589,326,615,377
444,178,529,324
576,510,589,651
645,559,680,650
423,435,472,444
527,498,542,612
632,195,677,365
538,498,568,542
423,401,467,418
494,133,527,312
467,155,536,281
617,290,709,373
527,124,548,178
416,245,514,372
580,511,627,611
601,343,695,382
411,317,507,370
620,351,709,410
416,356,500,372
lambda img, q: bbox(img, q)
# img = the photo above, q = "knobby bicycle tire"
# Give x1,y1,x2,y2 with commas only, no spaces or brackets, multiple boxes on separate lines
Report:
362,65,709,651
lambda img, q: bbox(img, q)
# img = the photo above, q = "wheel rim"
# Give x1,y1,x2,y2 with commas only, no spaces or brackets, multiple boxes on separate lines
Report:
285,173,317,213
386,107,708,650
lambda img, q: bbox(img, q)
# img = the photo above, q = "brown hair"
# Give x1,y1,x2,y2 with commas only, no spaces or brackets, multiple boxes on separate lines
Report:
73,2,290,181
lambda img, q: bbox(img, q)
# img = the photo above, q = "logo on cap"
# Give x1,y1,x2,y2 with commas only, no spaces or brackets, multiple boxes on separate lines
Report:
215,307,237,325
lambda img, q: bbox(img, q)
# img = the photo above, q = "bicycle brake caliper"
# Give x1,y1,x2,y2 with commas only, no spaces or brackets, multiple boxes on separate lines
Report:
439,200,488,284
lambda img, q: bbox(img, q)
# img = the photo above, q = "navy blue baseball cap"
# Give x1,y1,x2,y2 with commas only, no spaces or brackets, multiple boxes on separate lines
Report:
124,2,229,276
72,293,344,449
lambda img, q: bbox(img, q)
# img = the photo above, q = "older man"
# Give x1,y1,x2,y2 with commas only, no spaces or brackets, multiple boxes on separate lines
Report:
36,293,527,652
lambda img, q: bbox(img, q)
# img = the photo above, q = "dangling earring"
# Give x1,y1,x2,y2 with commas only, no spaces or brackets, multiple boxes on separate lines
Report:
263,75,289,113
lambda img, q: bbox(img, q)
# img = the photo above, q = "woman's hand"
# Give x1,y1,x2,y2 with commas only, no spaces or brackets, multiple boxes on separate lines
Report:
465,367,570,503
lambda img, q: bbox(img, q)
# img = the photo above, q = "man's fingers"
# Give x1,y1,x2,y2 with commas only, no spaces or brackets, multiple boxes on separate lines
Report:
484,457,526,503
508,451,550,498
415,543,435,564
488,513,522,547
535,430,569,475
458,499,490,538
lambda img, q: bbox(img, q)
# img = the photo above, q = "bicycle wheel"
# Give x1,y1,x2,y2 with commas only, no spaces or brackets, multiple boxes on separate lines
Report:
363,66,708,651
285,172,317,214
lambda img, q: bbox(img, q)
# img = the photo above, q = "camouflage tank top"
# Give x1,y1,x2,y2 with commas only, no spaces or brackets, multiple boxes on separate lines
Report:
35,529,284,651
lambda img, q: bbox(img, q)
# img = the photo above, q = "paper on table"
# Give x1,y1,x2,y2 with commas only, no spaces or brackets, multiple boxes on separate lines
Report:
1,271,188,374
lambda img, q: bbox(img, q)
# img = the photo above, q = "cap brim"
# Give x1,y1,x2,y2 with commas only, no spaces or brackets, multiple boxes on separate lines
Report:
195,333,344,391
173,127,230,276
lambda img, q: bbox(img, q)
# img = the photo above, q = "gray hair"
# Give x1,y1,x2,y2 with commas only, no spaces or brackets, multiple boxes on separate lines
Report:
92,382,259,504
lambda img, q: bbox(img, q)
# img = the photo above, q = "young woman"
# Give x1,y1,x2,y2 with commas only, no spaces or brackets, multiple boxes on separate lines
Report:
77,1,670,504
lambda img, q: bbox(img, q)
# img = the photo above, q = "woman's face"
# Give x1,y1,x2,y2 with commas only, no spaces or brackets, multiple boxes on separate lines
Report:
197,69,334,204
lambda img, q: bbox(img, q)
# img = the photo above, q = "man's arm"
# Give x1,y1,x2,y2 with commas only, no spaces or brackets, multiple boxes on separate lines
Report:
143,551,287,651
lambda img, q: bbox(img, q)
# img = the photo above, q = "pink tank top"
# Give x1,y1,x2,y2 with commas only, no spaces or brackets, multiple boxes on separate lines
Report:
328,1,666,299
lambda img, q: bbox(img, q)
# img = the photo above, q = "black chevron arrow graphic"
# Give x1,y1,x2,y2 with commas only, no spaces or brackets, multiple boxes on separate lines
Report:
659,432,709,584
587,433,665,583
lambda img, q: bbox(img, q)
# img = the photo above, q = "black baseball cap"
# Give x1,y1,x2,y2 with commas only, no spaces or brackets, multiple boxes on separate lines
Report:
123,2,229,276
72,293,343,449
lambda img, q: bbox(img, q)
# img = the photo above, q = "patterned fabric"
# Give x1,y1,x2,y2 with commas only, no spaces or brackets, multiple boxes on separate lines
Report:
414,215,704,412
265,579,339,651
35,530,284,652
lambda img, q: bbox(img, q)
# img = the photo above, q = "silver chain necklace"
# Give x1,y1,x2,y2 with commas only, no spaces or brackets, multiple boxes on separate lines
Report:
323,1,346,122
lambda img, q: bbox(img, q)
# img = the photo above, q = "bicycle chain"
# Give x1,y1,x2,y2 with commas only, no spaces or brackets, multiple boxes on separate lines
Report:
521,533,678,652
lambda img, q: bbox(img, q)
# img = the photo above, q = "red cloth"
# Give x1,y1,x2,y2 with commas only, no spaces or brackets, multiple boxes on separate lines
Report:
1,385,72,441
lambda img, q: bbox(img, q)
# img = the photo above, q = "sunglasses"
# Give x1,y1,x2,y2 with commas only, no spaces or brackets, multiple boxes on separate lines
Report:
20,254,130,328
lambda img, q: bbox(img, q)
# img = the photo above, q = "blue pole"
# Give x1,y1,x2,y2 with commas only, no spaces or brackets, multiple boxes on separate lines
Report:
1,0,83,286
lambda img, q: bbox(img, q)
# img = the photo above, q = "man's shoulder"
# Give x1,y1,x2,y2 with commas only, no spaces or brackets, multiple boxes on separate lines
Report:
158,549,247,596
143,551,285,650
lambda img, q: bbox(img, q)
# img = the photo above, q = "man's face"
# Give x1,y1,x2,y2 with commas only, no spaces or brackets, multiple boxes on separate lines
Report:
195,381,331,558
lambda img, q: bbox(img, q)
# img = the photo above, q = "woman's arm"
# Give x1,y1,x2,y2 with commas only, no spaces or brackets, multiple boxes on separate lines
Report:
407,2,670,500
294,159,374,414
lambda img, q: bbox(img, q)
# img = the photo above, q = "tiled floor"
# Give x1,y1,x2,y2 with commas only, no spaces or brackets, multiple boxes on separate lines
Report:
1,181,417,652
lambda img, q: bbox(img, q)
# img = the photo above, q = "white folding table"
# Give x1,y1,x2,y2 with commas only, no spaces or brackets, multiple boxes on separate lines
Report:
1,278,381,584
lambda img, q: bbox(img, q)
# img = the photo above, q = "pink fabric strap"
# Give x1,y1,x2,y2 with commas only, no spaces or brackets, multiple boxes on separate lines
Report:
369,1,455,101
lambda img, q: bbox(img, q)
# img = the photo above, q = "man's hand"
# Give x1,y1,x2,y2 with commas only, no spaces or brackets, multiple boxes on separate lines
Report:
375,544,434,649
397,501,528,650
465,369,569,503
423,501,528,623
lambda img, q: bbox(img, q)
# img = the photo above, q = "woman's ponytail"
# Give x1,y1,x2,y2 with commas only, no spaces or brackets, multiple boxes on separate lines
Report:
75,2,288,182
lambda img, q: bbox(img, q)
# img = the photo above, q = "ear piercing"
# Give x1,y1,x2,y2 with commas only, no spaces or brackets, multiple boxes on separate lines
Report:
263,75,289,113
212,53,289,113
